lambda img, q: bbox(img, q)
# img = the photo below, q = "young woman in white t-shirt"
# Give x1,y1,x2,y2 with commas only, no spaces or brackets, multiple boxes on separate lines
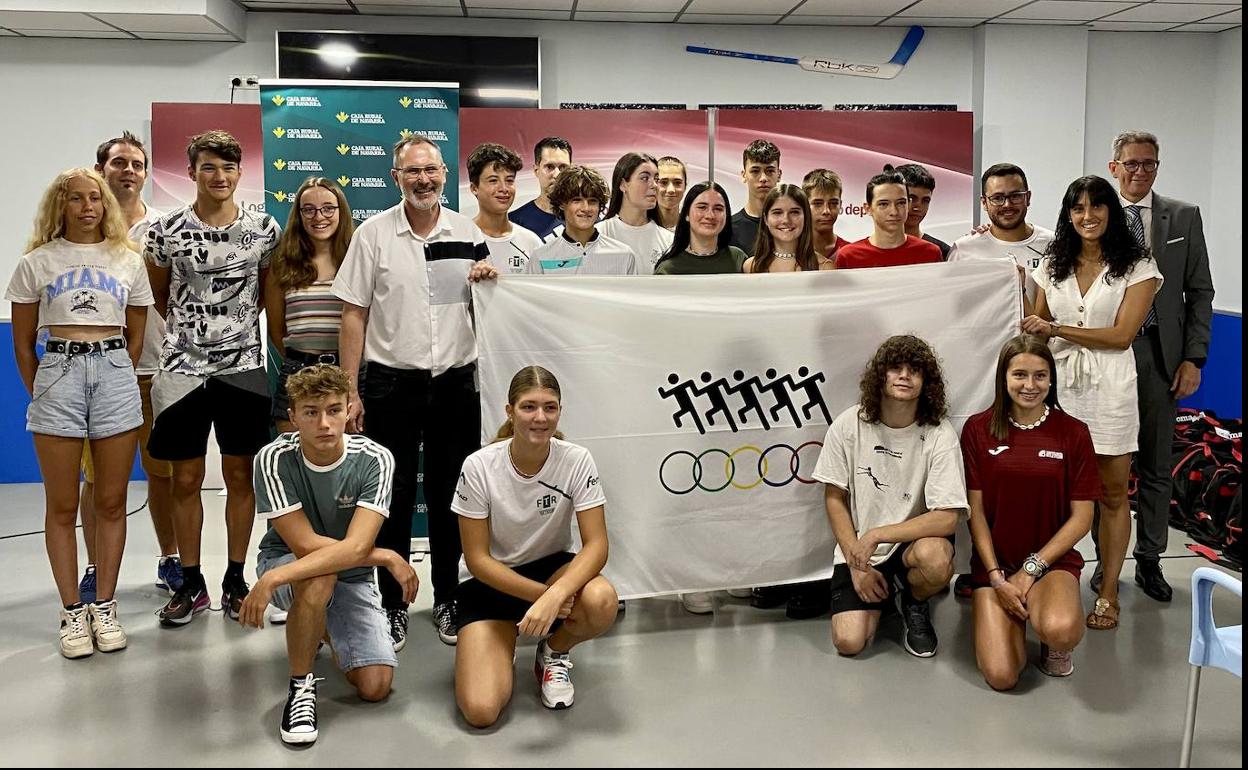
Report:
5,168,153,659
452,366,617,727
599,152,674,273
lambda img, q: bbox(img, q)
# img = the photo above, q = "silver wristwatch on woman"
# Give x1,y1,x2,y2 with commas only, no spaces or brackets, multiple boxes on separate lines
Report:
1022,553,1049,578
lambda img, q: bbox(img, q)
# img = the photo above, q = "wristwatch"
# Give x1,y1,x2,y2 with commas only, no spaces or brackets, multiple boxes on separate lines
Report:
1022,553,1049,578
1048,321,1061,335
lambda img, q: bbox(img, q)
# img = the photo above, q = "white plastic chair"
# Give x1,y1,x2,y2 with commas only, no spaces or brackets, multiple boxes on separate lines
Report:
1179,567,1242,767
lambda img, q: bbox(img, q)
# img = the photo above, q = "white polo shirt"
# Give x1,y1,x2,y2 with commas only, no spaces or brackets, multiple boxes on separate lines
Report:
523,231,642,275
948,224,1054,302
332,203,488,374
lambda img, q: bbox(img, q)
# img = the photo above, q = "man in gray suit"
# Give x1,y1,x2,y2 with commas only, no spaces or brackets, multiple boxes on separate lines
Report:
1095,130,1215,602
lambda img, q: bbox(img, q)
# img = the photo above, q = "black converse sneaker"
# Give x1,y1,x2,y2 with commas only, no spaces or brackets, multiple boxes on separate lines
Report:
387,609,409,652
280,673,323,745
432,601,457,646
894,578,938,658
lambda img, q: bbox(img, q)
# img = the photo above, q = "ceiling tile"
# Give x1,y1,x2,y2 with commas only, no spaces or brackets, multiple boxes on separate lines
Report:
576,11,680,21
1211,8,1242,21
0,27,17,35
779,15,886,24
683,0,802,14
1001,1,1136,21
897,0,1031,18
362,0,467,4
790,0,911,14
1101,3,1241,22
94,13,222,33
15,28,133,38
1143,0,1239,4
467,8,571,18
1169,21,1242,29
462,0,573,7
136,32,242,40
987,18,1087,24
1089,20,1184,30
880,15,985,25
0,11,111,30
352,5,465,14
243,2,353,8
680,13,784,23
577,0,685,8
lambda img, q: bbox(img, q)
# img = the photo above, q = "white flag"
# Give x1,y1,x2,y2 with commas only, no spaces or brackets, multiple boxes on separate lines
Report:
474,260,1020,598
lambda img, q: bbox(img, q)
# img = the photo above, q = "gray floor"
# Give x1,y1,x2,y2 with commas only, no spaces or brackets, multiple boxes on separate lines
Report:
0,483,1241,767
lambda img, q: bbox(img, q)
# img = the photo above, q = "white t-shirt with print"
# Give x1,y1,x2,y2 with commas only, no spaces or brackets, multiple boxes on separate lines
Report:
597,217,674,275
453,438,606,584
128,205,167,375
5,238,154,328
482,224,544,274
812,405,968,567
948,224,1054,302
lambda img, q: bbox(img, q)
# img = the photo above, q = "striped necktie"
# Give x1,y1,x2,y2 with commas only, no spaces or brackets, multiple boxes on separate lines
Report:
1125,204,1157,333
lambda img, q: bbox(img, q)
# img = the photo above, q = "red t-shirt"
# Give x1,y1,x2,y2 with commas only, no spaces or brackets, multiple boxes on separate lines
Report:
961,407,1101,586
835,235,943,269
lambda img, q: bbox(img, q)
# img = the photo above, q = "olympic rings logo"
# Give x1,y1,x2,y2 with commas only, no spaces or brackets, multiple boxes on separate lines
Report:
658,442,823,495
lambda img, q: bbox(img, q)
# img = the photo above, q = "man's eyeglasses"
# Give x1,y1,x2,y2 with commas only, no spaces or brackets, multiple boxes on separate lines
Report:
984,192,1029,207
1117,160,1159,173
299,205,339,218
395,165,444,179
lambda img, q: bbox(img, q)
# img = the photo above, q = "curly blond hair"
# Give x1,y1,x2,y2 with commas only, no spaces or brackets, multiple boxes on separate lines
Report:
26,168,134,256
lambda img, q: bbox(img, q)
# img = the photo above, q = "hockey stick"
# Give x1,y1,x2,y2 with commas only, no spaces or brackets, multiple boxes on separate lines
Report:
686,25,924,80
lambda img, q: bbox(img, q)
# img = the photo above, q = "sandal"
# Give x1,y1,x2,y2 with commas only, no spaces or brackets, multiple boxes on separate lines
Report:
1086,596,1120,630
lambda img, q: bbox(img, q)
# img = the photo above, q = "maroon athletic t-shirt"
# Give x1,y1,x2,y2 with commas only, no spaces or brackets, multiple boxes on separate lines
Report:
961,407,1102,586
834,235,943,269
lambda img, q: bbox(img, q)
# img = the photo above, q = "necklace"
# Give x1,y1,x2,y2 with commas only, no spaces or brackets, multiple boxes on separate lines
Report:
1008,404,1050,430
508,442,545,479
687,245,719,257
774,251,796,260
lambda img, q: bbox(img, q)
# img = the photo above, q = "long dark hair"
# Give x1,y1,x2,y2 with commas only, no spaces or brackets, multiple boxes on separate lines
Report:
858,335,949,427
273,177,354,292
750,184,817,273
1045,175,1147,284
604,152,661,223
988,335,1062,441
655,181,733,269
493,366,566,442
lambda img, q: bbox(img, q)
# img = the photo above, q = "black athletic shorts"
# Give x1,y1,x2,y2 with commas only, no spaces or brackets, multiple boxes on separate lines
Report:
454,551,576,631
148,375,272,461
829,545,912,615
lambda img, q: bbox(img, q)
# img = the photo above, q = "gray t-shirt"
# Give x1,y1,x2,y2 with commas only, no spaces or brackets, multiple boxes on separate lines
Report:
255,433,394,582
145,204,279,376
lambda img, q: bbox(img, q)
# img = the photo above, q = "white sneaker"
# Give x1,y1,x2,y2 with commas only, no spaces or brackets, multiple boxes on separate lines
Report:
534,639,575,709
88,600,128,652
726,588,753,599
59,605,94,659
269,608,289,625
680,592,714,614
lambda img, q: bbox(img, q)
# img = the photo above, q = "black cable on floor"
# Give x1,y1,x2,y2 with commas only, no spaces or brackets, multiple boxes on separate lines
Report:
0,497,149,541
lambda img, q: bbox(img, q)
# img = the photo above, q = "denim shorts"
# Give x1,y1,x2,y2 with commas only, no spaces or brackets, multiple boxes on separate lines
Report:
27,338,142,440
257,551,397,672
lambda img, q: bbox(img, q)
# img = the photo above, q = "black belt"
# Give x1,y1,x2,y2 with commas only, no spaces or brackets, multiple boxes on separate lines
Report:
46,338,126,355
286,349,339,366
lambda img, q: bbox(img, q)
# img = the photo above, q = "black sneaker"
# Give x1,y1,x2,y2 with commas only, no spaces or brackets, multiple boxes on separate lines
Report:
786,580,831,620
280,673,322,745
387,608,409,652
953,574,974,599
750,584,791,609
433,601,457,646
221,577,250,622
895,585,938,658
158,580,210,627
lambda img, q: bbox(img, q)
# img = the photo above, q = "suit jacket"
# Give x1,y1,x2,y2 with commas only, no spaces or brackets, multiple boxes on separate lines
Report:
1148,192,1215,379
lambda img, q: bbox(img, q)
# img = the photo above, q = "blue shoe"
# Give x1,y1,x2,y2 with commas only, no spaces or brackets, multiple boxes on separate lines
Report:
156,555,184,596
78,564,97,605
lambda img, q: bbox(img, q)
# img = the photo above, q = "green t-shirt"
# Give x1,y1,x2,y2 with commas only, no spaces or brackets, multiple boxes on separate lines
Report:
255,433,394,582
653,246,747,275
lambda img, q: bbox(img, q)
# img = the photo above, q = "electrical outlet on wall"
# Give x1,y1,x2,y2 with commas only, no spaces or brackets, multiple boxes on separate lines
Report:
230,75,260,90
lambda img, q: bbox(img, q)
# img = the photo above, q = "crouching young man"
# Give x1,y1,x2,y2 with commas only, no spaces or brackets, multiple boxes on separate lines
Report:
812,335,968,658
239,364,418,745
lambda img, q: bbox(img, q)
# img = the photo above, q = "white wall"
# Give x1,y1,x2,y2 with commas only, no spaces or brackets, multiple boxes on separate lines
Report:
1084,30,1239,313
0,12,1240,314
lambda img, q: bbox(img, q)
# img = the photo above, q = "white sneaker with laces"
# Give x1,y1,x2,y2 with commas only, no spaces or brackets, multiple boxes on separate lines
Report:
88,600,128,652
59,605,94,659
680,592,714,614
534,639,575,709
